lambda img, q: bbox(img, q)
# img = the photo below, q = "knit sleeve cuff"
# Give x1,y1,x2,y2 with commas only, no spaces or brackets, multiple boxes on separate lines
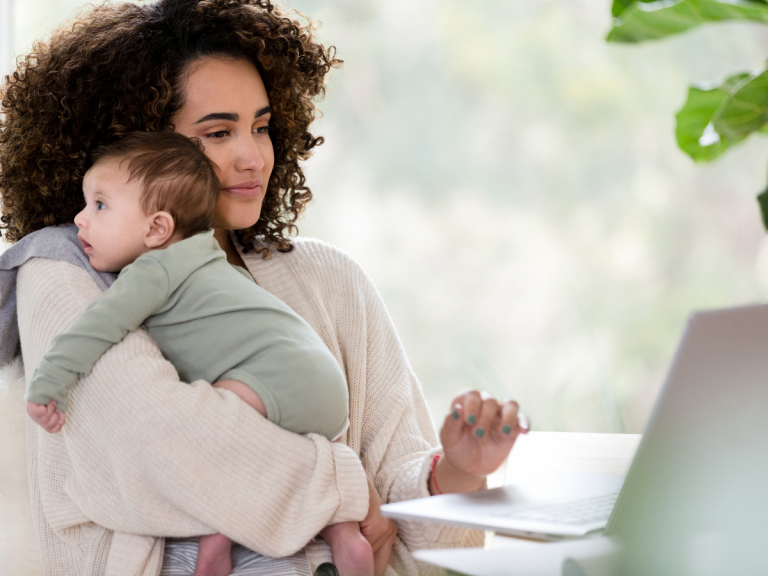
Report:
329,442,369,524
391,448,489,549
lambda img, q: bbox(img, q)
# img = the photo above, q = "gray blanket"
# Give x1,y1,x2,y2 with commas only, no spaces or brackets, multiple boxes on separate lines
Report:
0,224,117,365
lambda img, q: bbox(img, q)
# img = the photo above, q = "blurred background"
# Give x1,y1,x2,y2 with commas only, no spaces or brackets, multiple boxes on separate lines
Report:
4,0,768,434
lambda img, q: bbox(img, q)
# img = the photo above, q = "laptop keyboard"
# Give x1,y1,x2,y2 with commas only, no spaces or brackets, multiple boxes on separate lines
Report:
491,490,620,526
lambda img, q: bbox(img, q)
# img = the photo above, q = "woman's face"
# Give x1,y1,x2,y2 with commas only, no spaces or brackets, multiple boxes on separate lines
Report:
172,56,275,231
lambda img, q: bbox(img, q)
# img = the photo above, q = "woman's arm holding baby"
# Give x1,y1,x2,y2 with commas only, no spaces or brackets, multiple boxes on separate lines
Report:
18,258,369,558
26,258,170,431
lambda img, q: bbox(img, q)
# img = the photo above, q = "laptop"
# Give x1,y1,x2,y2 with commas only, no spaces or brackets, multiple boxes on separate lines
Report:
381,467,624,540
383,303,768,564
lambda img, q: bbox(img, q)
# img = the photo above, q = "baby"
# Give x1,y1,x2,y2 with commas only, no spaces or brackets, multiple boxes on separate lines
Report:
25,131,374,576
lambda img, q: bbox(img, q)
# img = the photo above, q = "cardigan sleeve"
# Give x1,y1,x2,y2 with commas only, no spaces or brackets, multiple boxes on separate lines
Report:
352,264,486,555
17,258,369,559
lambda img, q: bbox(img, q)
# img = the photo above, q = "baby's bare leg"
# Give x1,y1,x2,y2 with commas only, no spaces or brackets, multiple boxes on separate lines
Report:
213,379,267,417
193,533,232,576
320,522,374,576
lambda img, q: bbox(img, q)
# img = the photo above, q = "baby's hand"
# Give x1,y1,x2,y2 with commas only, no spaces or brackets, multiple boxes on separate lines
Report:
27,400,66,433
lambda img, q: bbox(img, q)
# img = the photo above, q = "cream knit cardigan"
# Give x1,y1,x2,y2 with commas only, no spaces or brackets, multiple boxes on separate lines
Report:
16,236,482,576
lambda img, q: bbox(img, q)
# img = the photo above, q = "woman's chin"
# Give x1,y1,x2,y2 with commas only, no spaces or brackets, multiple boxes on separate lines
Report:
215,211,262,232
215,196,264,232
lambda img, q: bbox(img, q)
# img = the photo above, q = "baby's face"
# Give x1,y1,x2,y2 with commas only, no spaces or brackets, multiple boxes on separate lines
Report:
75,158,152,272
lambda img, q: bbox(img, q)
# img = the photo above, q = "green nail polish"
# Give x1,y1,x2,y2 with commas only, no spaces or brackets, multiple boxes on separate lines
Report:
502,425,512,435
468,414,476,425
475,428,485,438
452,409,459,420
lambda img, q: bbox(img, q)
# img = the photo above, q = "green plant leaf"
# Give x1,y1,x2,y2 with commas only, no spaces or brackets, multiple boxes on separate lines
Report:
607,0,768,44
676,67,768,161
675,73,750,162
612,0,658,18
713,67,768,139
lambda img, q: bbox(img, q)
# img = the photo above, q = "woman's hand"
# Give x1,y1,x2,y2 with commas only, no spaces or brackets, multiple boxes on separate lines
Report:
360,478,397,576
433,390,529,494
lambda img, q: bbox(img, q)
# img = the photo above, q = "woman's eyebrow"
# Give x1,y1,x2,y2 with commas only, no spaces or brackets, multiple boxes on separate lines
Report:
193,107,271,124
194,112,239,124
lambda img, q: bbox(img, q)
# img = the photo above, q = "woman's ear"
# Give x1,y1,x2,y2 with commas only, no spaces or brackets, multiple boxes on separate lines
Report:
145,211,176,248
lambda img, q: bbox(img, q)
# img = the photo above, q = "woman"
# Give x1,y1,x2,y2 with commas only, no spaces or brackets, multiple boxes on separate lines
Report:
0,0,526,574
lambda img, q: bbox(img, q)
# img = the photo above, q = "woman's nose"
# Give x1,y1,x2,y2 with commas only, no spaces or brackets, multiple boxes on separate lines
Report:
234,136,267,173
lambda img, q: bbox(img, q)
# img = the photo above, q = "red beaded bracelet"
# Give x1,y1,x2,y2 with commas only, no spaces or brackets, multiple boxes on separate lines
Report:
430,453,442,495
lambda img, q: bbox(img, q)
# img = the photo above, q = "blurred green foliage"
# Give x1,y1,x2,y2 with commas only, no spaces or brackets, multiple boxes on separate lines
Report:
608,0,768,43
675,72,752,161
608,0,768,226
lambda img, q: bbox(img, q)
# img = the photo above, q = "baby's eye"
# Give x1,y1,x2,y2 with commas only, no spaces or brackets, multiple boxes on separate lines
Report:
96,201,105,211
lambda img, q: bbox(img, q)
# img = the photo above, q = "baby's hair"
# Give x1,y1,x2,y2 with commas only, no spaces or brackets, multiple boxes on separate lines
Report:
91,132,219,239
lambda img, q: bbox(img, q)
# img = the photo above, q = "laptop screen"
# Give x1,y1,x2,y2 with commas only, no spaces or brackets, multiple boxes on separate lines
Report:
605,304,768,574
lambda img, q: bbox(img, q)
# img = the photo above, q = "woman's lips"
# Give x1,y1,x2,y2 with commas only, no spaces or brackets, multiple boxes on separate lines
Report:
222,181,262,199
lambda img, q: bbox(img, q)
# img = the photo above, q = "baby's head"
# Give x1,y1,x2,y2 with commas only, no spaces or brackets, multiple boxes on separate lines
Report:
75,132,219,272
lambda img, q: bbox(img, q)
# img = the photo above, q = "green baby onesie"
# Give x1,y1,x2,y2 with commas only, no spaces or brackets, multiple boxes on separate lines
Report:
25,230,349,439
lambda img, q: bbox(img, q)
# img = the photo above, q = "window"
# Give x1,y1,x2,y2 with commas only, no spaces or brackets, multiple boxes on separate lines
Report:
6,0,768,433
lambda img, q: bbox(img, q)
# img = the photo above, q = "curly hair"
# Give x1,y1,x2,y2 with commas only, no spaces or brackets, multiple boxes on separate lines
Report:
0,0,341,255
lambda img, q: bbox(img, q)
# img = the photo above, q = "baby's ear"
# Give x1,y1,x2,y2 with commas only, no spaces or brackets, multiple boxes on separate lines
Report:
145,211,176,248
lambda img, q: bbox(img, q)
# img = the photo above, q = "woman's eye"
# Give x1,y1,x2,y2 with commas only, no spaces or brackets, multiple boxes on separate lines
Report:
206,129,230,139
96,201,105,211
254,126,270,135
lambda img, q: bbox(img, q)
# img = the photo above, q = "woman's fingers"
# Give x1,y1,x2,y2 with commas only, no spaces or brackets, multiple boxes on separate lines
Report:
441,402,465,448
474,393,500,439
460,390,483,428
371,522,397,576
518,412,531,433
367,518,396,552
444,391,522,441
439,390,529,486
442,389,481,448
498,400,520,437
361,478,397,554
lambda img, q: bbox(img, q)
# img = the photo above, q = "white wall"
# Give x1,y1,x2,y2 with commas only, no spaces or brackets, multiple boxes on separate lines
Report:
0,0,13,79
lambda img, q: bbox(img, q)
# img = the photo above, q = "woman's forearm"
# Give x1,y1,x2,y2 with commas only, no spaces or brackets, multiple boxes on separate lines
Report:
18,259,369,558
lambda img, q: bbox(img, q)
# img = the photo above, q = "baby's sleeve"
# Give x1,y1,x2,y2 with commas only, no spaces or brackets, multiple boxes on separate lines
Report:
24,258,170,411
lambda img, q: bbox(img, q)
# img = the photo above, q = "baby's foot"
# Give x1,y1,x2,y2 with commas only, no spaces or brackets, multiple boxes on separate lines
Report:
193,533,232,576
